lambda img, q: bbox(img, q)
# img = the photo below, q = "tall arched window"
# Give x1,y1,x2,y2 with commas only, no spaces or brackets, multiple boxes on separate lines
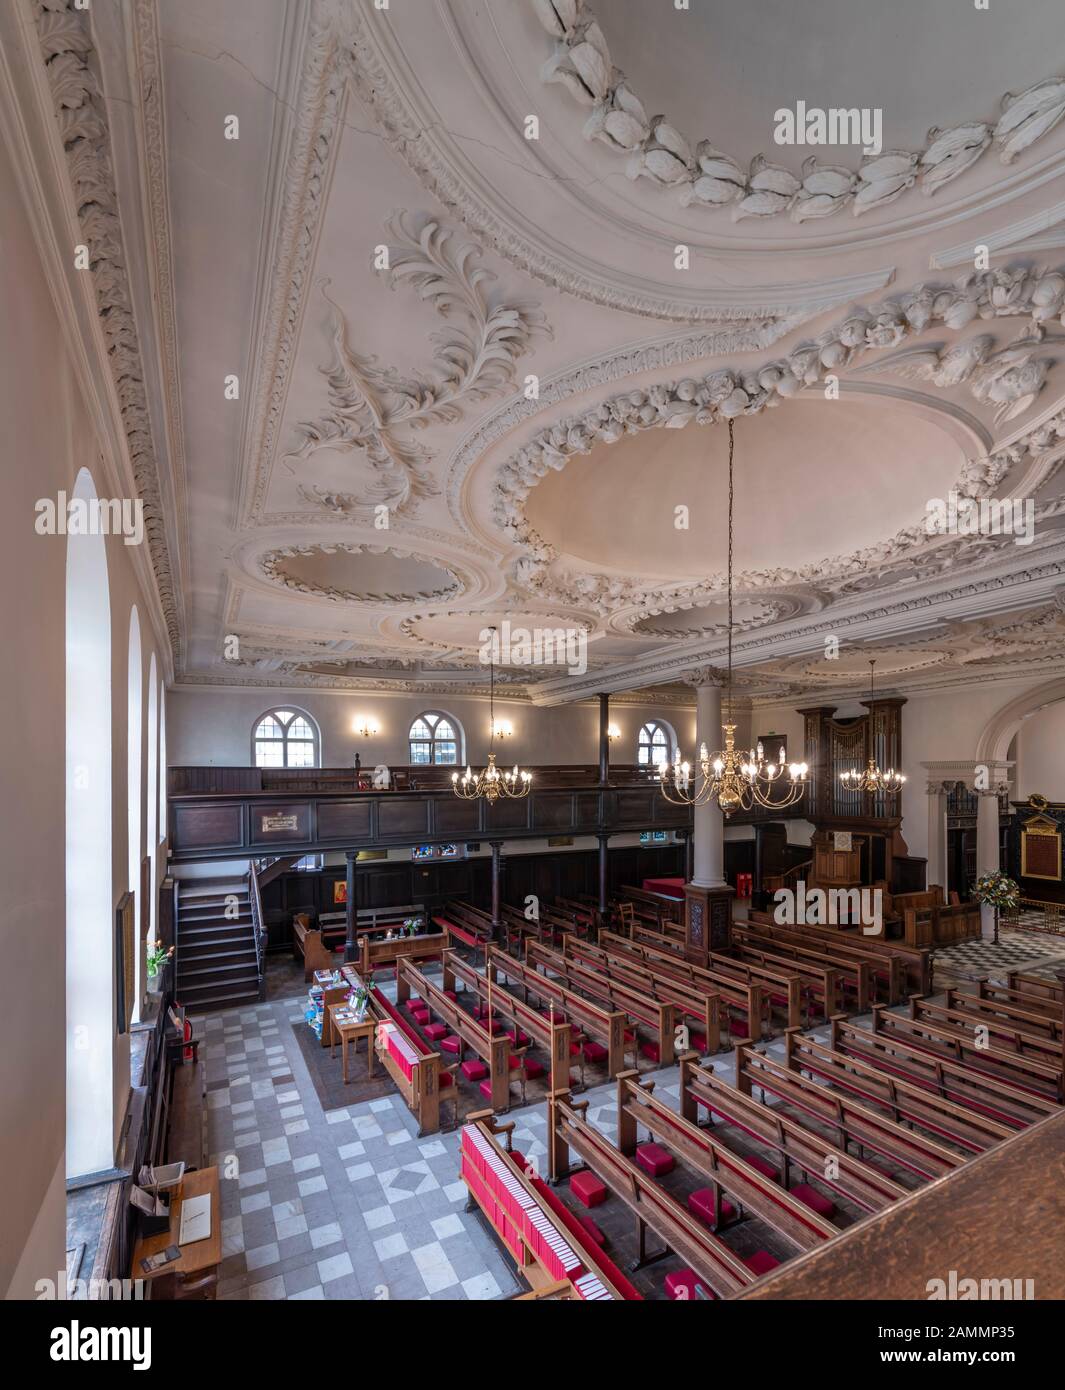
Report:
253,708,319,768
637,720,672,768
158,684,167,843
409,711,459,765
66,467,114,1178
128,609,143,1018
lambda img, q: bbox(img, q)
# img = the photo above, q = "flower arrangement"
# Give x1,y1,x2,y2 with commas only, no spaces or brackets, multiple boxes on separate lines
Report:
146,939,174,980
971,869,1019,944
402,916,424,937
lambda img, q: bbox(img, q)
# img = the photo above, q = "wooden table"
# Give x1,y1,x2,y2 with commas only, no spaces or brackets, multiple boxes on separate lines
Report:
329,1005,377,1083
131,1165,221,1285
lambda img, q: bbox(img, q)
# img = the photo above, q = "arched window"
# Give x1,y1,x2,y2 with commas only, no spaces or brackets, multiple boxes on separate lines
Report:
409,711,460,765
637,720,672,768
253,708,319,768
66,467,114,1178
158,684,167,844
146,653,159,958
128,608,143,1018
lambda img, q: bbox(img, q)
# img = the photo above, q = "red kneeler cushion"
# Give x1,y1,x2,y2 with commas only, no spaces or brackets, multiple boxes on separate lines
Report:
478,1080,494,1100
635,1143,674,1178
640,1042,660,1063
405,997,421,1011
583,1042,608,1064
523,1059,545,1079
664,1269,715,1301
570,1171,607,1208
439,1072,453,1088
691,1032,707,1053
746,1250,780,1275
688,1187,736,1228
791,1183,837,1219
730,1018,749,1038
460,1059,488,1081
423,1023,447,1041
439,1035,461,1054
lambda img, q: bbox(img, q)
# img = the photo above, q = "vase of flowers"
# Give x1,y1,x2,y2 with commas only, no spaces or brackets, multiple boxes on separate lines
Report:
146,939,174,991
402,916,423,937
352,971,375,1022
971,869,1019,945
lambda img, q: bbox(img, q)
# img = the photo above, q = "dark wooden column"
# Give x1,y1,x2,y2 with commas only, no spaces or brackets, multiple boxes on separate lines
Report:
598,693,610,785
490,841,503,941
752,824,765,910
344,849,358,962
680,828,694,883
597,832,610,915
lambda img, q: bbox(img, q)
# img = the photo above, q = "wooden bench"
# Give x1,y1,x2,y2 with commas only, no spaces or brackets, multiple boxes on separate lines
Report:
369,983,455,1135
357,929,445,978
441,949,573,1098
292,912,334,981
746,910,923,997
461,1111,638,1300
527,939,679,1068
166,1060,207,1170
396,959,513,1113
871,1003,1064,1103
732,921,872,1013
830,1015,1060,1132
435,912,490,966
908,995,1063,1069
677,1053,908,1214
488,948,627,1081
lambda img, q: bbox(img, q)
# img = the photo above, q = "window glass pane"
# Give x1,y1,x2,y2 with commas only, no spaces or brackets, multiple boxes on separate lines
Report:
274,710,294,724
255,741,284,768
652,728,667,747
256,717,282,739
410,741,431,765
409,719,431,740
637,746,649,765
435,720,455,740
286,741,316,768
434,741,457,765
288,717,313,741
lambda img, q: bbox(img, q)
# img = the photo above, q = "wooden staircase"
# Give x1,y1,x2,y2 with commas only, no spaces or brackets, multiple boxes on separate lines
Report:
175,878,263,1013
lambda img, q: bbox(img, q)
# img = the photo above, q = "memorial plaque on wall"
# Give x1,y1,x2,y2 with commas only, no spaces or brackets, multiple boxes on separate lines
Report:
250,802,311,844
1021,818,1062,880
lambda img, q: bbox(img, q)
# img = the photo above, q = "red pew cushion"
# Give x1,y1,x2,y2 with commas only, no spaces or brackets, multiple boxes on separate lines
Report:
688,1187,736,1228
440,1035,461,1054
746,1154,778,1181
460,1059,488,1082
579,1216,605,1246
506,1028,530,1046
523,1059,545,1079
570,1171,607,1208
691,1032,707,1053
478,1080,494,1100
791,1183,836,1219
640,1042,661,1063
423,1023,448,1041
746,1251,780,1275
583,1042,608,1063
439,1071,453,1088
635,1143,674,1178
730,1018,749,1038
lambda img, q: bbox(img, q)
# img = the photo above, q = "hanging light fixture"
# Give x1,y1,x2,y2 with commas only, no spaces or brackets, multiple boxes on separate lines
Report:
660,419,808,816
452,629,531,802
839,660,906,795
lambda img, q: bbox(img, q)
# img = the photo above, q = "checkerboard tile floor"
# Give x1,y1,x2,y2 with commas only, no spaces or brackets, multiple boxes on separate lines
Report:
191,968,862,1302
932,928,1065,980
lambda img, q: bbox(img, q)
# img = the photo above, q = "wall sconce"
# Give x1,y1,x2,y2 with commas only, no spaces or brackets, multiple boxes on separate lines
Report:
607,723,621,742
353,715,379,738
491,718,513,740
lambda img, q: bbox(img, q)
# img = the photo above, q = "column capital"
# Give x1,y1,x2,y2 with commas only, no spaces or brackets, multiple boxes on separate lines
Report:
683,666,725,689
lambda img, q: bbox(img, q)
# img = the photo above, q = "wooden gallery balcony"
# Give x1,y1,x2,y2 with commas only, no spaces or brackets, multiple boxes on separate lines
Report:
166,764,698,862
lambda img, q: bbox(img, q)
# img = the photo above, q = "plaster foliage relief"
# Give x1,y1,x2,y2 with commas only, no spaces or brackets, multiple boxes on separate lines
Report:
289,211,551,518
531,0,1065,221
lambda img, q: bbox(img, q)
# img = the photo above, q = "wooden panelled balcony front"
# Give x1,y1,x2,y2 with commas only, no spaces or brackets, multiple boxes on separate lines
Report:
167,764,697,861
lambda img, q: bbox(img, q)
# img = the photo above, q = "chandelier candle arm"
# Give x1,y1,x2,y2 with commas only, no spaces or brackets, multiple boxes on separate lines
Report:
451,629,531,802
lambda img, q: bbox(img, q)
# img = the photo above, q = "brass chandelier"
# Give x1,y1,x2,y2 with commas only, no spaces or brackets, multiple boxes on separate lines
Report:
660,419,809,816
839,660,906,796
452,630,531,803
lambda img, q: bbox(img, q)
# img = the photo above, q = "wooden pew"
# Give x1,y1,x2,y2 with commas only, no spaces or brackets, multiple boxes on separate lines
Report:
396,959,512,1113
526,939,679,1067
546,1089,760,1299
461,1111,639,1300
435,911,490,966
903,900,981,948
598,929,772,1041
488,947,627,1080
1006,970,1063,1005
734,1041,966,1183
908,995,1063,1068
292,912,334,982
441,949,573,1098
871,1003,1064,1103
977,976,1065,1023
615,1067,841,1264
618,885,683,926
746,909,925,996
357,929,444,978
725,932,845,1022
830,1015,1060,1132
731,920,871,1013
785,1027,1015,1156
564,936,722,1055
368,984,453,1135
677,1053,909,1214
946,985,1064,1044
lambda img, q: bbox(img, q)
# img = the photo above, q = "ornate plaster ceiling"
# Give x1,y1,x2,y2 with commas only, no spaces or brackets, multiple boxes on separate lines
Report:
55,0,1065,708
